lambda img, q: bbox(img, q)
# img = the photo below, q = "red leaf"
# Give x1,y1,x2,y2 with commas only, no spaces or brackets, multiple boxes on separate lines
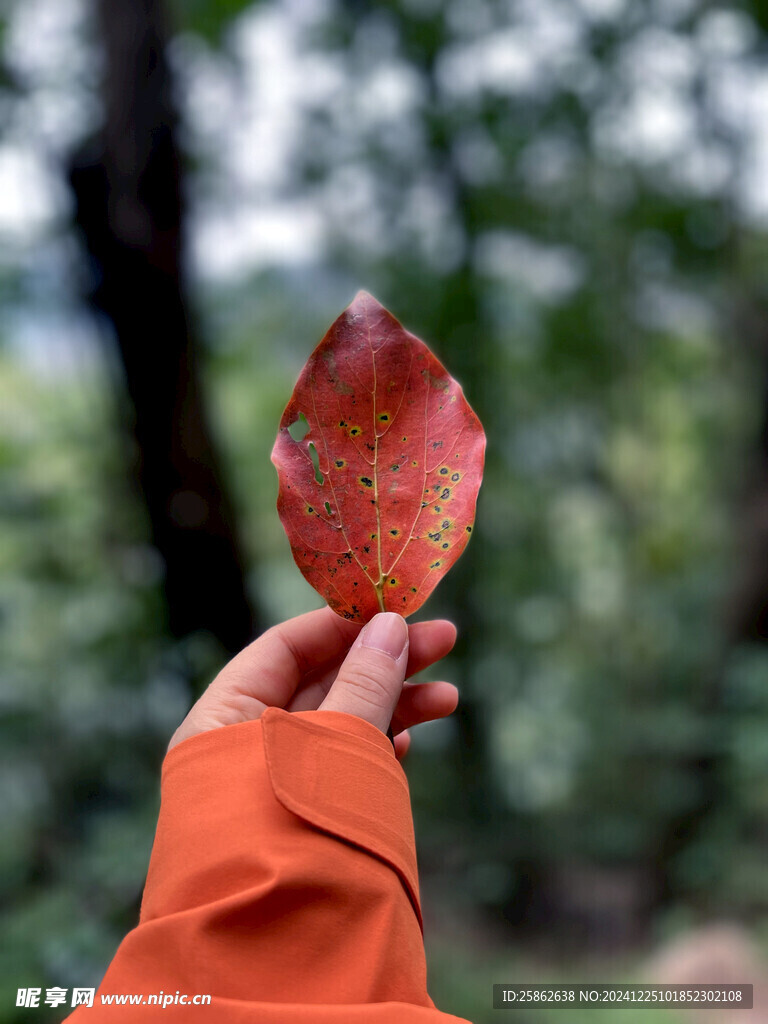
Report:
271,292,486,622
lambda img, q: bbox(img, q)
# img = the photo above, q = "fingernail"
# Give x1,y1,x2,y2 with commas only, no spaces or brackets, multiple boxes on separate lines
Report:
360,612,408,661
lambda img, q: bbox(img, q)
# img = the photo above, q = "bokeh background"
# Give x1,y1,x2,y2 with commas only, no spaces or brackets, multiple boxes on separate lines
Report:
3,0,768,1020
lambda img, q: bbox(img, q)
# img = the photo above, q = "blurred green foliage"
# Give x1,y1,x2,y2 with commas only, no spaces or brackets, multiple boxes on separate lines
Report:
3,0,768,1020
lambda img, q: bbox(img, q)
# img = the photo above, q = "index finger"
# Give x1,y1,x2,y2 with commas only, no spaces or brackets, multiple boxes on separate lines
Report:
211,607,457,712
210,606,362,709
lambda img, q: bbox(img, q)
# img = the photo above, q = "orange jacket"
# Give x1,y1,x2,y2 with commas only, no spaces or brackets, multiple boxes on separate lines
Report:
66,707,471,1021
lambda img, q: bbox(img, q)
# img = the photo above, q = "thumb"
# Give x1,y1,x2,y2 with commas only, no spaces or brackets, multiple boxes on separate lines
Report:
319,612,409,732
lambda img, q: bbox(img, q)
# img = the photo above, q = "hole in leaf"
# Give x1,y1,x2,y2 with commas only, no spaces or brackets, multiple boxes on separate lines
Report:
288,412,310,442
308,442,324,486
324,500,332,515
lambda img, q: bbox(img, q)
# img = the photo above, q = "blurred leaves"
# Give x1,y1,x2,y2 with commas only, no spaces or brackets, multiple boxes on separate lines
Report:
169,0,253,43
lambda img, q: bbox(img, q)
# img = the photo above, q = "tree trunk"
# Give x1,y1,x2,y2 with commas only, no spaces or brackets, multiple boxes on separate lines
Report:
70,0,258,659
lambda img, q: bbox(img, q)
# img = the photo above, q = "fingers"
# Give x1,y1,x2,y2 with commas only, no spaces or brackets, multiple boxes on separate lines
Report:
209,610,455,709
403,619,457,679
318,613,409,732
391,682,458,760
391,680,459,736
285,617,457,712
394,729,411,760
211,606,361,709
169,607,358,749
169,607,458,750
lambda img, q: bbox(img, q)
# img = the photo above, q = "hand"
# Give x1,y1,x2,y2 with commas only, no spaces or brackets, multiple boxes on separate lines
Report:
169,607,458,760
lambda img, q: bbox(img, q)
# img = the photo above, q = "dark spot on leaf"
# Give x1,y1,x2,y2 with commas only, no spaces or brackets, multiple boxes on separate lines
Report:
335,459,345,468
411,587,417,593
363,545,370,554
390,529,399,537
430,561,441,569
389,578,397,586
306,505,314,514
441,488,451,500
451,472,460,482
434,506,442,513
466,525,472,533
359,477,373,488
439,467,448,476
349,426,362,437
442,543,449,549
442,520,450,529
391,464,400,472
378,412,390,422
338,420,347,427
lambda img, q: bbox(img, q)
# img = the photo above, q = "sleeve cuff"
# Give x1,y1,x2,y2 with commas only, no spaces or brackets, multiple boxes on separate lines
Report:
262,708,421,926
141,708,421,929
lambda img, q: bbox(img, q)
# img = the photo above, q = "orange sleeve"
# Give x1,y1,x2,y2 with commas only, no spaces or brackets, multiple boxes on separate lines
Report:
64,707,472,1023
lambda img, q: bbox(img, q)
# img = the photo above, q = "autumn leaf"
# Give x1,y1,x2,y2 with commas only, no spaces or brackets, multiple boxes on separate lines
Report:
271,291,485,622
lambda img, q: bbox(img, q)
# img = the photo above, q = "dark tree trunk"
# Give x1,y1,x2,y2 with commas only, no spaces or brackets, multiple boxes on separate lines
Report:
651,283,762,916
70,0,258,658
727,351,768,642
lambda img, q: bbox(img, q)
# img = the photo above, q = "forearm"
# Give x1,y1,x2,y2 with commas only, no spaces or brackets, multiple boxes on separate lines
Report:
65,708,469,1022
